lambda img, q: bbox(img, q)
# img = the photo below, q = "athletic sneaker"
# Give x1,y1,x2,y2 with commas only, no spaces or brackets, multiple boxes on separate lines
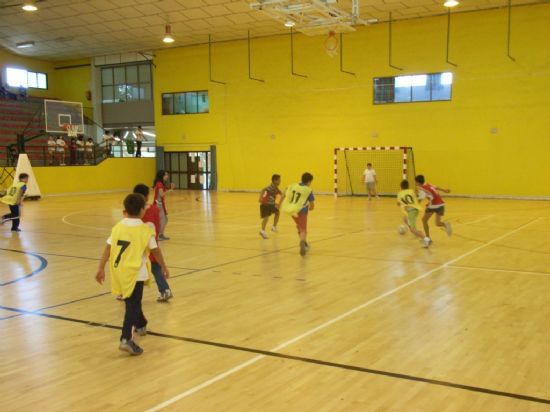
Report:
11,228,21,232
135,326,147,336
304,242,310,251
159,234,170,241
422,237,432,248
271,226,278,233
116,294,124,301
119,339,143,355
259,230,268,239
157,289,173,302
444,222,453,237
299,240,307,256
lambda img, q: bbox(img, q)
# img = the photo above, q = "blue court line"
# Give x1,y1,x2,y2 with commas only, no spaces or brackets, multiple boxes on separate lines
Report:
0,248,48,286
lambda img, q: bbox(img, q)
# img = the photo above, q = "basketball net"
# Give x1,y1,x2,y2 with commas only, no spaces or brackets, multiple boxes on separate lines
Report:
63,124,79,138
324,31,338,58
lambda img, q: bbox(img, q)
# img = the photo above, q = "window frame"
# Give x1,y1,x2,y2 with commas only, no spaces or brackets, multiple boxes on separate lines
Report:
101,62,153,104
161,90,209,115
373,72,452,105
5,67,48,90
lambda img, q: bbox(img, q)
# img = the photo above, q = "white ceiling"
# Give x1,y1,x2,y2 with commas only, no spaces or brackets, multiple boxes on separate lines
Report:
0,0,544,61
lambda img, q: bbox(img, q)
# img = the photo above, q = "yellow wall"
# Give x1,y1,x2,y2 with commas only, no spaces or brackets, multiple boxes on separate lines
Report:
0,48,58,98
34,158,156,195
153,4,550,197
54,59,93,118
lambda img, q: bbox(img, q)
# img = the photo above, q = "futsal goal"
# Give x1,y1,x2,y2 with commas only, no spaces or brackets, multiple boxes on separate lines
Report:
334,146,415,196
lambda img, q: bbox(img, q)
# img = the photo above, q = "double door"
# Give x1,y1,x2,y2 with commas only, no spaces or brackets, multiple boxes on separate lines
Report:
164,151,211,190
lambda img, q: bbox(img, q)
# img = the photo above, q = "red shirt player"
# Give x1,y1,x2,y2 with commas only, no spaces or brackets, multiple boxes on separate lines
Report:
153,170,175,241
134,183,173,302
415,174,452,248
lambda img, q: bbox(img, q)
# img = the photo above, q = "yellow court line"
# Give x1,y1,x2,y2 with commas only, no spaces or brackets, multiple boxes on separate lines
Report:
144,218,540,412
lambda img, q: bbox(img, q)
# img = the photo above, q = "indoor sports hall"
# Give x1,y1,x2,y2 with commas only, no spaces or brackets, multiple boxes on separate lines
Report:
1,1,550,411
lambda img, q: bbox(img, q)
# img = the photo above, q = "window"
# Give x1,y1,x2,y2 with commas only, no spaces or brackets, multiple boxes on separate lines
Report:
101,63,152,103
6,67,48,89
162,91,209,115
373,72,452,104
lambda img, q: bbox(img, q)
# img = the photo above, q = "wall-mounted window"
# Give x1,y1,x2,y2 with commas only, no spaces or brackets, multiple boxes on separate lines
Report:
6,67,47,89
374,72,452,104
101,63,152,104
162,91,209,115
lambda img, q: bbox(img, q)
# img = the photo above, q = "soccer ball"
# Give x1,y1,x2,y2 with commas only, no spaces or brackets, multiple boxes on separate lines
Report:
399,225,407,235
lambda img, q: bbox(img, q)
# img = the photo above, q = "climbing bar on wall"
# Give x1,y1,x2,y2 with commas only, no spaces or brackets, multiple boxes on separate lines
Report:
208,35,226,85
446,10,458,67
340,33,355,76
507,0,516,61
388,13,403,71
248,30,265,82
290,28,307,78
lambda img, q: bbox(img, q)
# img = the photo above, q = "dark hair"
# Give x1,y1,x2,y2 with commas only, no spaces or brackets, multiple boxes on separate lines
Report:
415,175,425,184
19,173,29,180
124,193,145,217
271,174,281,182
301,172,314,184
153,170,166,187
133,183,150,198
400,180,409,190
367,163,372,166
138,125,142,129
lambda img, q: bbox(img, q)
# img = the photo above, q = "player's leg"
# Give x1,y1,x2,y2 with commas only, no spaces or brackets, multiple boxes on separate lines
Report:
134,281,148,335
421,210,434,247
151,261,171,302
272,207,280,232
435,207,452,236
296,213,309,256
407,209,424,239
119,282,144,355
10,205,20,231
259,205,269,238
159,208,169,240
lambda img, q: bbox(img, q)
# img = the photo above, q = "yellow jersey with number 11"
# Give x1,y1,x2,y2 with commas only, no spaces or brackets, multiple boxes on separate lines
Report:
281,183,313,216
397,189,422,212
109,221,154,298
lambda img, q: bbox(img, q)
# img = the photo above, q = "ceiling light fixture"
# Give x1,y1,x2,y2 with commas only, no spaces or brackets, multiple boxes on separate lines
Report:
162,24,175,43
22,1,38,11
443,0,459,7
284,20,295,28
16,41,35,48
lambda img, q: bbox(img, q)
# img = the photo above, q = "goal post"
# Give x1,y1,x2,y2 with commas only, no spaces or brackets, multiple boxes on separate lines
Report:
334,146,415,196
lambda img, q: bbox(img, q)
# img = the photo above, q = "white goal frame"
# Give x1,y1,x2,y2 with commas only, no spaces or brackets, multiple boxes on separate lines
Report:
333,146,413,196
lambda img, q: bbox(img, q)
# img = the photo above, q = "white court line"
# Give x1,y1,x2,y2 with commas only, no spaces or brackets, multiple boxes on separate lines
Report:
463,215,493,225
450,264,550,277
145,218,539,412
61,209,112,231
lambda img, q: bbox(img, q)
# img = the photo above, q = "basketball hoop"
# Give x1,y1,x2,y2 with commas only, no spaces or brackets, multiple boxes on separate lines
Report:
324,31,338,57
63,124,79,138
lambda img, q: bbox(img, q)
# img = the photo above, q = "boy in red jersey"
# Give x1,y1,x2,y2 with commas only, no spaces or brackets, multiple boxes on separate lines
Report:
259,174,282,239
415,175,452,248
134,184,173,302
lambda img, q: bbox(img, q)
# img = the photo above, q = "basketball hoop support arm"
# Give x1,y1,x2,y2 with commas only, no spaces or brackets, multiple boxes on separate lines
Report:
340,33,355,76
208,35,226,85
290,28,307,78
248,31,265,82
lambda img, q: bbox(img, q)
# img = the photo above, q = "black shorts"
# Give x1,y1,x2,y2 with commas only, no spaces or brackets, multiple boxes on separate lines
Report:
260,204,279,218
426,206,445,216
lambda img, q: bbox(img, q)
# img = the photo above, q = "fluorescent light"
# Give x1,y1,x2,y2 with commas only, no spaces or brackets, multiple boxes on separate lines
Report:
284,20,295,27
163,24,175,43
142,131,156,137
22,1,38,11
16,41,35,48
444,0,459,7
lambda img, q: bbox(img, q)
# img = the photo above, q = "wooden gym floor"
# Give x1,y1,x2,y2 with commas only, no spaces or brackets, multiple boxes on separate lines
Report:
2,191,550,411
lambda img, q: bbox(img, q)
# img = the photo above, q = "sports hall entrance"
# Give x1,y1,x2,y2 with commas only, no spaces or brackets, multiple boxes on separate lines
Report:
163,151,212,190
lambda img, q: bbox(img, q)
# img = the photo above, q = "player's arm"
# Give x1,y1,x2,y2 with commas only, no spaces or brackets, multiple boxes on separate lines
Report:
95,244,111,284
150,247,170,278
308,200,315,211
435,186,451,193
259,190,266,203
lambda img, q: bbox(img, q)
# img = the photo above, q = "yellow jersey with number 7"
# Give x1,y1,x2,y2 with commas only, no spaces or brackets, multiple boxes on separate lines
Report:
281,183,313,216
109,221,154,298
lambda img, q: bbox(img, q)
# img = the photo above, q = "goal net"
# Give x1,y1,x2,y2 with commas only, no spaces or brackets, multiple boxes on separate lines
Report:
334,147,415,196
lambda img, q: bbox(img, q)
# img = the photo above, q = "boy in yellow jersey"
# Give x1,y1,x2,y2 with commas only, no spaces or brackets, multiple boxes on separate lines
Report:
396,180,426,245
280,172,315,256
1,173,29,232
95,193,170,355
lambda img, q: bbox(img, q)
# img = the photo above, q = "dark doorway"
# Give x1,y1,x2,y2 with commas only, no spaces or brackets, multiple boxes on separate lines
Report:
164,151,212,190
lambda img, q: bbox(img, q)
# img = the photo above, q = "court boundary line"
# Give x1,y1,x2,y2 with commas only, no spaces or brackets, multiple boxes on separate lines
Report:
0,304,549,406
0,248,48,286
145,218,539,411
449,264,550,277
